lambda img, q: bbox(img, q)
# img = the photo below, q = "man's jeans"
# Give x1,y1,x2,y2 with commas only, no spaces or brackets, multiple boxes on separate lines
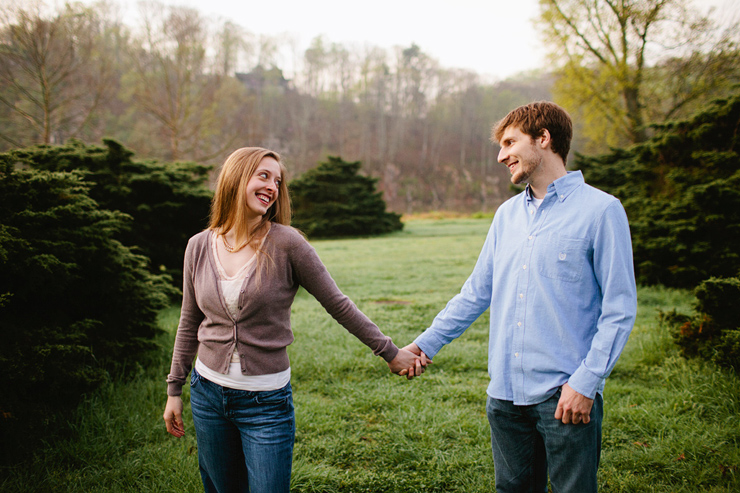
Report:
190,368,295,493
486,389,603,493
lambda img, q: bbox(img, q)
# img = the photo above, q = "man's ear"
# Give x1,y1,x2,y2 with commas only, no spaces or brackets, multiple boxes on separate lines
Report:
538,129,552,149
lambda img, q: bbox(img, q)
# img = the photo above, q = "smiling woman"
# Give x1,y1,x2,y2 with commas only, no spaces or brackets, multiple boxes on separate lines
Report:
162,146,425,492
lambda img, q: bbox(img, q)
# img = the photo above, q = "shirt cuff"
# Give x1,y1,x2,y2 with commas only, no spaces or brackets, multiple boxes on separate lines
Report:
167,382,183,397
413,331,444,360
567,365,604,400
379,342,399,363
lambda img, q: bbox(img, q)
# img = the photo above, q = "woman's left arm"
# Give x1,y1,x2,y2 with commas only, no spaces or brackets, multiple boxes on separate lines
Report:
290,232,405,366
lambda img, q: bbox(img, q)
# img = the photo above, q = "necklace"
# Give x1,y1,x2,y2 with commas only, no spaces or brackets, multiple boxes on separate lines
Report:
222,235,245,253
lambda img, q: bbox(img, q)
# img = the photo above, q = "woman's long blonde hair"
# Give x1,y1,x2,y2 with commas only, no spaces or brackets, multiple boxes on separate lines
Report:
209,147,291,251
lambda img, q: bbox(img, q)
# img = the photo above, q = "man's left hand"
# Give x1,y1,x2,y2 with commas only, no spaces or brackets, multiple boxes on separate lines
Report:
554,383,594,424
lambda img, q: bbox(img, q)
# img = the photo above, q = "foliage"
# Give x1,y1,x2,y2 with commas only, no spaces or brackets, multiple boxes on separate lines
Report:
538,0,740,152
662,277,740,371
1,221,739,492
4,139,213,284
576,89,740,288
0,161,175,464
290,156,403,238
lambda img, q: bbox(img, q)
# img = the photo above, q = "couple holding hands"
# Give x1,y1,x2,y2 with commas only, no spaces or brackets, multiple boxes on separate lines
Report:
163,101,637,493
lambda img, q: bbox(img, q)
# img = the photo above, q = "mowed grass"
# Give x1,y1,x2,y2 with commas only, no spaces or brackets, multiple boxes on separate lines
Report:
2,218,738,492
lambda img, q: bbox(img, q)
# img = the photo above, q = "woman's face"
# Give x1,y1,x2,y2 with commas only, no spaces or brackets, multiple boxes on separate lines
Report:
245,156,282,219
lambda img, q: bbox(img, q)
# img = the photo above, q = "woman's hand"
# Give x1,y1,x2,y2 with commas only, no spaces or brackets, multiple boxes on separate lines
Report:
163,395,185,438
397,343,432,380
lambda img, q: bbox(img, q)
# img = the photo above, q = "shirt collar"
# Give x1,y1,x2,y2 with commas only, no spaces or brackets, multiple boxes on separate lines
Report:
524,170,584,203
548,170,583,202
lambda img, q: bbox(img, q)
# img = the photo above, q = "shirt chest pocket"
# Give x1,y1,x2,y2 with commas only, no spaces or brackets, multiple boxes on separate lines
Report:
536,233,589,283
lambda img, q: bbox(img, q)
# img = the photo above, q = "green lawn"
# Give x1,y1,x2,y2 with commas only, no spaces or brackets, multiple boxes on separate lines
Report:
3,218,738,492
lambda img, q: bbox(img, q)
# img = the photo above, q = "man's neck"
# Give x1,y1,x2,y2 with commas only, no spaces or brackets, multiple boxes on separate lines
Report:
529,160,567,199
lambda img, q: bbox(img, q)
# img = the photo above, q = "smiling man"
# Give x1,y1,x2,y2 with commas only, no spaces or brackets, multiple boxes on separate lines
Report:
405,101,637,492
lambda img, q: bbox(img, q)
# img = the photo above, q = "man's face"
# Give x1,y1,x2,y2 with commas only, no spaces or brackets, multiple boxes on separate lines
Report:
497,126,543,186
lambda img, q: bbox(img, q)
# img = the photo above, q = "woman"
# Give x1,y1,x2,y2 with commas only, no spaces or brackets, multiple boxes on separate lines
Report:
163,147,421,493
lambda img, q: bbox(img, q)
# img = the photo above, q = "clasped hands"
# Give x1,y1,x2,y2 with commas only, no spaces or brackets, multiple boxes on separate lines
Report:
387,343,431,380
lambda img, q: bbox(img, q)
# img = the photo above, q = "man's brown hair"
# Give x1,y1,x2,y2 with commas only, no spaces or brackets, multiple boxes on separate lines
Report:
492,101,573,164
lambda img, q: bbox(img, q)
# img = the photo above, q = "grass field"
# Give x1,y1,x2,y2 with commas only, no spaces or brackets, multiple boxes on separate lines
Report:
3,218,739,492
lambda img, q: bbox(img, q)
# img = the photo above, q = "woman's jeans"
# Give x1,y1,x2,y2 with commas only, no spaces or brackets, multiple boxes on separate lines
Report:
189,368,295,493
486,389,603,493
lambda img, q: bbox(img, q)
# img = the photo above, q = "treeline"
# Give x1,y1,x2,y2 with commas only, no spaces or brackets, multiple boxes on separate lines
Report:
3,2,738,212
0,1,555,213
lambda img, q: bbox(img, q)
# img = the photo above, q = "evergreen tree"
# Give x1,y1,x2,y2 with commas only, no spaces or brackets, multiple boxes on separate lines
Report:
0,161,175,462
576,90,740,289
5,139,213,285
290,156,403,238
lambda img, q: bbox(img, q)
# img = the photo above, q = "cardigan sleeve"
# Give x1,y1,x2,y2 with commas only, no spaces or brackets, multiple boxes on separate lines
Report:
288,230,399,363
166,236,206,396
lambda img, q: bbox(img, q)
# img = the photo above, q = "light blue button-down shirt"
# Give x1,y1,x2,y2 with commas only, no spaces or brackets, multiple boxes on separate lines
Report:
414,171,637,405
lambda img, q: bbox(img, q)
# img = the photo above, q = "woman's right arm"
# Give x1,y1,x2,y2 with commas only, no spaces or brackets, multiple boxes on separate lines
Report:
166,239,205,396
164,238,205,435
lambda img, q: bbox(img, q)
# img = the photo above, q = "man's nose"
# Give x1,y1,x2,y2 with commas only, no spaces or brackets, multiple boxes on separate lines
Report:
497,147,508,163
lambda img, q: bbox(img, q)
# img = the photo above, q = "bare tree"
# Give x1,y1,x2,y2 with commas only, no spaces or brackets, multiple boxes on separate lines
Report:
0,2,116,147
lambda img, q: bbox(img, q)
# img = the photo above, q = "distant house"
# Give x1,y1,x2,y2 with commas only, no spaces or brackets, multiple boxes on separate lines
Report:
235,66,291,93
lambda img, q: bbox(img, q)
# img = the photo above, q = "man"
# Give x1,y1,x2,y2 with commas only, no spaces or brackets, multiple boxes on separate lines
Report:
404,101,637,492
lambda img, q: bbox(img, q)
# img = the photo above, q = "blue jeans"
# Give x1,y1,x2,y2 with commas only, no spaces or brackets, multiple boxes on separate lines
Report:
486,389,603,493
189,368,295,493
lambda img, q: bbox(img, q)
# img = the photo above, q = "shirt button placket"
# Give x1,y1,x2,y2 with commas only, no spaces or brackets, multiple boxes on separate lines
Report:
513,225,537,402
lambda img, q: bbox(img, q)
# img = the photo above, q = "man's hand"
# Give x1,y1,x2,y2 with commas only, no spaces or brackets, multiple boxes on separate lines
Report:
388,348,422,378
554,382,594,424
397,343,432,380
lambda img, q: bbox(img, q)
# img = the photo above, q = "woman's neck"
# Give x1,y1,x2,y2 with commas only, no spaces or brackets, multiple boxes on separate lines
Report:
224,218,267,245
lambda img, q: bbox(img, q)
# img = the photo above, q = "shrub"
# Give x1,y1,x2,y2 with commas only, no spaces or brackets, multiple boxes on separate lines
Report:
0,161,175,463
290,156,403,238
5,139,213,286
576,90,740,289
662,277,740,371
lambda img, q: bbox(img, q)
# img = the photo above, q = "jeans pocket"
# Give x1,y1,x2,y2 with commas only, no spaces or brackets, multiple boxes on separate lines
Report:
190,367,200,388
255,384,291,407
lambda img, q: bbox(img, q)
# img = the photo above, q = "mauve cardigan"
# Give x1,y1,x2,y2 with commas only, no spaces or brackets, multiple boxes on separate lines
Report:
166,224,399,396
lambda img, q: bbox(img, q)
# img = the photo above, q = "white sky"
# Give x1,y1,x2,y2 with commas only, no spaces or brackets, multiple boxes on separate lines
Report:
81,0,736,80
